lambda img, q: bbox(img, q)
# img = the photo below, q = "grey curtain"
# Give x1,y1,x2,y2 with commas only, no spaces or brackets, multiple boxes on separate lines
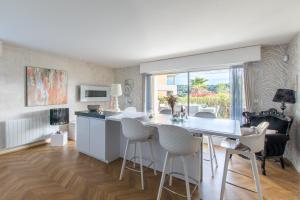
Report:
244,63,256,112
145,74,152,112
230,66,244,123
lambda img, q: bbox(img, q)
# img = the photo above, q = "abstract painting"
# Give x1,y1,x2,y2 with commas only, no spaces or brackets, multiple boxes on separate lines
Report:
26,66,68,106
124,79,134,106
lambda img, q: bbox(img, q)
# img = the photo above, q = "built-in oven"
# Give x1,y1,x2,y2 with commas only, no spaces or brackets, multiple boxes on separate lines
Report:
80,85,110,102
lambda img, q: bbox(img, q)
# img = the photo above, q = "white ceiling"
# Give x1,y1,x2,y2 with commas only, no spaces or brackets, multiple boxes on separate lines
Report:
0,0,300,68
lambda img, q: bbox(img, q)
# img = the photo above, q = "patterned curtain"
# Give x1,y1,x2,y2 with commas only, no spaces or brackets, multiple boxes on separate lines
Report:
230,66,244,123
244,62,258,112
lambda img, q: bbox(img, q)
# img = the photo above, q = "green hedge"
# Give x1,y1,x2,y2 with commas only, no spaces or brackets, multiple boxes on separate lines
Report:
159,93,230,118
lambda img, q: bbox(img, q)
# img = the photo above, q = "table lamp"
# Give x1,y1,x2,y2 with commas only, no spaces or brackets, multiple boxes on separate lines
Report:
111,84,122,112
272,89,296,114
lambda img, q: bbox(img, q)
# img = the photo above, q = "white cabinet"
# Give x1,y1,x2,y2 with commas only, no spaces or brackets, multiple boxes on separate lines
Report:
76,116,119,163
76,116,90,154
89,119,106,160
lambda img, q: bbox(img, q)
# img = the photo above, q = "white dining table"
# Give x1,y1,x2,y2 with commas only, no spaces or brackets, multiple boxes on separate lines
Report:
108,112,241,139
108,112,241,182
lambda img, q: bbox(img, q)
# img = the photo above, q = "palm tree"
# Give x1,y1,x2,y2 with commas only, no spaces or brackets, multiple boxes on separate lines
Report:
191,77,208,87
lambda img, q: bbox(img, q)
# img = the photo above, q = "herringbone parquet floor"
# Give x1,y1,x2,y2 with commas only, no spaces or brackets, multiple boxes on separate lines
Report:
0,141,299,200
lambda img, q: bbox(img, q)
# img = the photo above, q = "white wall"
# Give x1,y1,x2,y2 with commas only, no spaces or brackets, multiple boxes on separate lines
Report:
113,66,144,111
0,43,114,149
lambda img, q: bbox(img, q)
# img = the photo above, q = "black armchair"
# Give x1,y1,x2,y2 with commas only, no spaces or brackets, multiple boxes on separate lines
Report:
242,108,293,175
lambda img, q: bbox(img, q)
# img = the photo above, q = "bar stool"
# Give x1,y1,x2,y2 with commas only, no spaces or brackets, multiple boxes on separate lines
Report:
124,107,137,113
194,111,218,177
220,122,269,200
159,109,172,114
119,118,157,190
157,125,202,200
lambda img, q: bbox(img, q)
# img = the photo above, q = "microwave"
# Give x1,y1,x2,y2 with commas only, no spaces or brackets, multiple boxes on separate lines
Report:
80,85,110,102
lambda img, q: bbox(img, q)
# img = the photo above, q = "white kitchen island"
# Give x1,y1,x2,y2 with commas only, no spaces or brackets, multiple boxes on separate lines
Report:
75,111,122,163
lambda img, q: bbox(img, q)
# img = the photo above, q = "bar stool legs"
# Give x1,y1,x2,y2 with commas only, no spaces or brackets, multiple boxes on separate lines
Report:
210,136,218,168
220,150,230,200
157,152,169,200
149,141,157,175
169,157,174,186
250,153,263,200
119,139,157,190
119,139,129,181
133,143,136,168
138,142,144,190
220,149,263,200
181,156,191,200
157,151,200,200
207,135,218,177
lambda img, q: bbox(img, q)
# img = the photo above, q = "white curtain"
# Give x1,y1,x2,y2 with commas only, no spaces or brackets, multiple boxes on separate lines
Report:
230,66,244,123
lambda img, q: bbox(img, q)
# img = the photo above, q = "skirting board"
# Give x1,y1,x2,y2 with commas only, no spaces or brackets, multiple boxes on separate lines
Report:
0,139,49,156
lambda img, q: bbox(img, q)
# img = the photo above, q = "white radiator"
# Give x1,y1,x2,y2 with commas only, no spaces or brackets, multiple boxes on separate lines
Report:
5,116,49,148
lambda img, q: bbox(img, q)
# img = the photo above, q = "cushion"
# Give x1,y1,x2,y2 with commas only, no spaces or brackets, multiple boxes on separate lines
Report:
235,142,251,151
266,129,278,135
241,126,258,136
220,138,251,151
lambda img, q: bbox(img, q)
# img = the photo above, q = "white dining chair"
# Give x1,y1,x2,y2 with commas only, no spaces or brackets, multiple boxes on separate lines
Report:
119,118,157,190
124,106,137,113
159,109,172,114
220,122,269,200
157,125,202,200
194,111,218,177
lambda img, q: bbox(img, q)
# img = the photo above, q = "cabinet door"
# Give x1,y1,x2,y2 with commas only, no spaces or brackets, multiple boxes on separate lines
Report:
89,119,106,161
76,116,90,154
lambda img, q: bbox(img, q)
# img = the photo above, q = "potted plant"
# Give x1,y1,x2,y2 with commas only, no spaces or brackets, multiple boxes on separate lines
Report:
165,95,177,115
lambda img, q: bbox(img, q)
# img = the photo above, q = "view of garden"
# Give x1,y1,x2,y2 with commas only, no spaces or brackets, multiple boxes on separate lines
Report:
155,70,231,118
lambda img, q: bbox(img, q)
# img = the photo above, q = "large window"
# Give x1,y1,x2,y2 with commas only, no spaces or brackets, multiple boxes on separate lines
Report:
147,69,236,119
189,70,230,118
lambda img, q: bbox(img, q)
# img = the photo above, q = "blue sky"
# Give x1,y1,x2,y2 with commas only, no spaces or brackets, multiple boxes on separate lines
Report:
175,69,230,85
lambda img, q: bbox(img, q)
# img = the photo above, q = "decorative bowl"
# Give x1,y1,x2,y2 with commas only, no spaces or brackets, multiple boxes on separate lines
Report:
87,105,100,112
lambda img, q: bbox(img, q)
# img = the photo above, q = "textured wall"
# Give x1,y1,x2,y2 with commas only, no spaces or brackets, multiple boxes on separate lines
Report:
246,45,291,113
286,33,300,172
113,66,143,111
245,44,300,171
0,43,114,149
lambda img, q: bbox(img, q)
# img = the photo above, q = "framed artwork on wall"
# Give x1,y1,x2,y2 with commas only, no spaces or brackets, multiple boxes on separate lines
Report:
124,79,134,106
26,66,68,106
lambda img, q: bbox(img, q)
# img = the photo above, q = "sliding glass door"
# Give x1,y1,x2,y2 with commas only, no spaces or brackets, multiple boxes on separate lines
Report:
147,68,243,119
189,69,230,118
151,73,188,114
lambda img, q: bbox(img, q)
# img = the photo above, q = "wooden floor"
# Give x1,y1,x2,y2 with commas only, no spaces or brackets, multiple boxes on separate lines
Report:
0,141,299,200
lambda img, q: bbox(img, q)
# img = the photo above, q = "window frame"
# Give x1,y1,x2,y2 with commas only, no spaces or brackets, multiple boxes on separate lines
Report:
146,67,235,117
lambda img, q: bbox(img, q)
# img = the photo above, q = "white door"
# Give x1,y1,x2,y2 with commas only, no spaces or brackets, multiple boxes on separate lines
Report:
89,118,106,161
76,116,90,154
